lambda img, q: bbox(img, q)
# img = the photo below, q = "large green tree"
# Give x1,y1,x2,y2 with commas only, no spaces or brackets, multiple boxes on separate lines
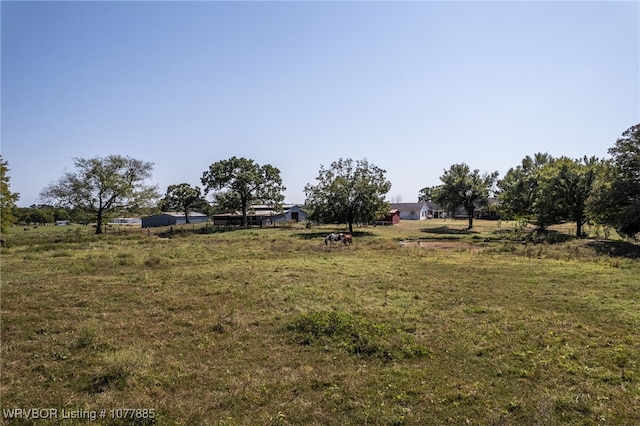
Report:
433,163,498,229
304,158,391,234
159,183,207,224
545,156,600,237
201,157,285,227
587,124,640,240
497,153,561,230
0,156,20,233
40,155,158,234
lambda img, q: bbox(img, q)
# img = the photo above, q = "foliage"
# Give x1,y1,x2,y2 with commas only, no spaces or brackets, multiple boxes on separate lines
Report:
0,155,20,233
587,124,640,240
432,163,498,229
417,185,436,203
40,155,158,234
304,158,391,234
544,156,601,237
497,153,561,229
158,183,208,223
201,156,285,227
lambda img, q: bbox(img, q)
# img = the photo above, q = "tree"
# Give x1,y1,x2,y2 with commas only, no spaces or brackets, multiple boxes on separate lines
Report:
0,156,20,233
418,186,437,203
304,158,391,234
159,183,207,224
545,156,600,237
40,155,158,234
587,124,640,240
497,153,561,230
201,157,285,227
433,163,498,229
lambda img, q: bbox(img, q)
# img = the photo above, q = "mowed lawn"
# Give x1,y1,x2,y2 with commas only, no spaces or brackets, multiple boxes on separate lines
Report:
1,221,639,425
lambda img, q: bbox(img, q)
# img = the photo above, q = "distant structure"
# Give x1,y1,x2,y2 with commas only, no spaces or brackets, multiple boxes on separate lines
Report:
212,204,307,226
389,202,446,220
141,212,209,228
110,217,142,226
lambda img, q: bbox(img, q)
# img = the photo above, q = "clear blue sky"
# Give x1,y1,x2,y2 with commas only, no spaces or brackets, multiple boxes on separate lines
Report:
2,1,638,207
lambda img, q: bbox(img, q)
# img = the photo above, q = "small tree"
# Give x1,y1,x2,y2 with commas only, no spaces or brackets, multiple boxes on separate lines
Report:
40,155,158,234
201,157,285,227
0,156,20,233
159,183,207,224
304,158,391,234
433,163,498,229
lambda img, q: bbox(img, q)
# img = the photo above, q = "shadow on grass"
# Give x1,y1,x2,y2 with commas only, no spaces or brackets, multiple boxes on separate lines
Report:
421,226,476,235
587,240,640,259
291,231,376,240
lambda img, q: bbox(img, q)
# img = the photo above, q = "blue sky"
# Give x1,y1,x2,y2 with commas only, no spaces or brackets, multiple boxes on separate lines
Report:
2,1,638,207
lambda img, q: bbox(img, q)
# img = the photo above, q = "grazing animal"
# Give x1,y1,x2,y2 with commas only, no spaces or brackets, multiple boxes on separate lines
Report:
0,239,5,248
340,233,353,246
324,233,342,247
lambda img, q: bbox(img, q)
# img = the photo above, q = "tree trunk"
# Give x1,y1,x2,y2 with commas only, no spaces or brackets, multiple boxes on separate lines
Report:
348,221,353,234
95,211,103,234
184,207,190,224
467,214,473,229
576,212,584,237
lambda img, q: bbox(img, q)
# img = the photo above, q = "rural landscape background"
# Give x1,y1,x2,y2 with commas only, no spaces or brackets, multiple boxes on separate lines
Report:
1,219,638,424
2,1,638,424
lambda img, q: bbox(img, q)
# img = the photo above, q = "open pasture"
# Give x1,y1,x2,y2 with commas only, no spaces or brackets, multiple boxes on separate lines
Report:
1,221,639,424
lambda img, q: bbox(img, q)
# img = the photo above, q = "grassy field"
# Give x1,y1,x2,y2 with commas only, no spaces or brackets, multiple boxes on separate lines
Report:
1,220,639,425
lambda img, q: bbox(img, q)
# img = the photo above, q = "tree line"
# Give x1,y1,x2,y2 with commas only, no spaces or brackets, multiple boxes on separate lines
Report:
1,124,638,239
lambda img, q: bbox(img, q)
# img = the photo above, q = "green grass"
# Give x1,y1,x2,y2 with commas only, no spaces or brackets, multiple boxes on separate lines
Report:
1,220,639,424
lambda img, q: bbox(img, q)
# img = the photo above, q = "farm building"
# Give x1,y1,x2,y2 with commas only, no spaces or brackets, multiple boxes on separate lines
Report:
110,217,142,226
142,212,209,228
377,209,400,225
213,204,307,226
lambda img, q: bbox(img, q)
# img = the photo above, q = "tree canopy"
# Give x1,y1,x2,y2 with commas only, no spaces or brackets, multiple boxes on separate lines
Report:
0,156,20,233
201,157,285,227
545,156,600,237
159,183,207,223
587,124,640,240
497,153,560,229
40,155,158,234
304,158,391,234
432,163,498,229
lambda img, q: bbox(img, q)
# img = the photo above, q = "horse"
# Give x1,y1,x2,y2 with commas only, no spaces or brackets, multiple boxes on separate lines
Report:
339,233,353,246
324,233,342,247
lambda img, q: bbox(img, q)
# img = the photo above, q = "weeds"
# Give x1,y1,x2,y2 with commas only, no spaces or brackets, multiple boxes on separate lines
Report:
283,311,428,361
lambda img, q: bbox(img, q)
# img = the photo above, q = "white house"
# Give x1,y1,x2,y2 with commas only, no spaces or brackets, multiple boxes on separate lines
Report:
389,202,446,220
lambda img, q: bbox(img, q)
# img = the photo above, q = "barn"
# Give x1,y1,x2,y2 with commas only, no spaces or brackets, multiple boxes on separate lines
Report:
377,209,400,225
142,212,209,228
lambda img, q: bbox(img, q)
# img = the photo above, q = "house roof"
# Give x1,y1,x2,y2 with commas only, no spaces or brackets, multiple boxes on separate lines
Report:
390,202,428,212
390,202,444,212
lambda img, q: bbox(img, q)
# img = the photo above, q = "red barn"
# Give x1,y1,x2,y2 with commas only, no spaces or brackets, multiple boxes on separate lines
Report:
377,209,400,225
